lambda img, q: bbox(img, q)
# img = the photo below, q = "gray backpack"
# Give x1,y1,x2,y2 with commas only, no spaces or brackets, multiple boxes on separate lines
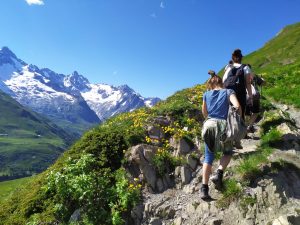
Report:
225,105,247,142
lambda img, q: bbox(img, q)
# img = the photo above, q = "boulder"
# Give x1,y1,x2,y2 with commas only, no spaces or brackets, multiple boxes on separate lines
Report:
149,217,162,225
128,144,159,190
173,217,183,225
181,166,192,184
131,204,144,225
170,137,193,156
187,154,198,170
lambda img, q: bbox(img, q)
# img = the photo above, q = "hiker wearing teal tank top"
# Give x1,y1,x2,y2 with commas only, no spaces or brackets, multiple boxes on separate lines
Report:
200,75,241,200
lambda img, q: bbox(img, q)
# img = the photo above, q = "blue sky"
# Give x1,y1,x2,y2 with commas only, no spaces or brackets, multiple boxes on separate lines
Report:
0,0,300,99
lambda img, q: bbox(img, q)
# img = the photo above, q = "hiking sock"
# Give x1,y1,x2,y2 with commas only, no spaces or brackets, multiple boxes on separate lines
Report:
202,184,209,190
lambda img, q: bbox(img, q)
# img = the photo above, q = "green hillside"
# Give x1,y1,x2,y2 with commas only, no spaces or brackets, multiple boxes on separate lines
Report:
243,22,300,107
0,84,206,225
1,22,300,225
0,177,32,202
0,91,75,181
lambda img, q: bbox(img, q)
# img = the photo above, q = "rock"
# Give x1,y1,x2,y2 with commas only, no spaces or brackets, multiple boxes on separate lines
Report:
282,105,289,111
148,125,165,140
175,166,181,177
181,166,192,185
187,154,198,170
162,174,173,189
156,178,165,193
147,116,171,141
152,116,171,127
208,218,223,225
170,137,192,156
293,140,300,151
272,215,290,225
149,217,162,225
128,144,158,190
143,145,159,163
142,163,157,190
186,203,196,214
131,204,144,225
183,184,195,194
193,136,202,151
196,201,209,214
272,214,300,225
173,217,183,225
69,209,81,223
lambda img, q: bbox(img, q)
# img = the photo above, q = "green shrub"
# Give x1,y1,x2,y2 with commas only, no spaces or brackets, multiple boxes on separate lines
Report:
217,179,242,208
261,128,282,147
152,148,184,176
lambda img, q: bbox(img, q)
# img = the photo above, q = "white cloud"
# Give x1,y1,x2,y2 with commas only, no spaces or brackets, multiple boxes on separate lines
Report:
25,0,44,5
160,2,165,9
113,70,118,76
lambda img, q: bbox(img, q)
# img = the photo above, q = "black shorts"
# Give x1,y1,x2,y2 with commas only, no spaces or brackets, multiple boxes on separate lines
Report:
246,98,260,115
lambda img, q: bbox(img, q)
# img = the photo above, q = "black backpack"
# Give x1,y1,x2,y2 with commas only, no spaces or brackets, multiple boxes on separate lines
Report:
224,64,246,94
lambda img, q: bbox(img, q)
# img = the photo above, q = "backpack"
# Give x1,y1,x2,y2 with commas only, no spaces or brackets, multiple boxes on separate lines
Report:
224,64,247,94
224,105,247,142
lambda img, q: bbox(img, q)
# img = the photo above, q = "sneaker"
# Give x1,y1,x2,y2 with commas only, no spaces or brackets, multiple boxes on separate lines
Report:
210,174,223,190
200,185,211,200
234,141,243,149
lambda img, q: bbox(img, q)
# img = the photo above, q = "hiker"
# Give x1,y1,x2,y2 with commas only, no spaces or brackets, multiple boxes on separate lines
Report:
223,49,253,148
224,60,233,72
246,73,265,133
223,49,253,120
200,74,241,200
208,70,216,77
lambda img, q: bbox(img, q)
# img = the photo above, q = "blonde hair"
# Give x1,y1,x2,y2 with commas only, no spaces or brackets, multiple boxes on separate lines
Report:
206,75,223,90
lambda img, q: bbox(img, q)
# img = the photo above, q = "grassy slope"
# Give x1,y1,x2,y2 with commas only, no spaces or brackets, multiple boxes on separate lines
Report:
0,177,31,202
242,22,300,107
0,84,206,224
0,91,75,179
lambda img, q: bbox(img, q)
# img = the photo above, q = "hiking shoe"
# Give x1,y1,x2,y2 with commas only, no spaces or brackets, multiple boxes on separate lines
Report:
234,141,243,149
200,185,211,200
247,125,255,133
210,174,223,190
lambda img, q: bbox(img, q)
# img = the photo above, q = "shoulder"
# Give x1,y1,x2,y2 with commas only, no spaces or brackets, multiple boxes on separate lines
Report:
203,90,210,100
225,88,235,96
243,64,252,75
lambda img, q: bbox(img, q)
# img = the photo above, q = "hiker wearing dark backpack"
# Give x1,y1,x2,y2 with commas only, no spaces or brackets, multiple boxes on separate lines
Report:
246,72,265,133
223,49,253,118
223,49,253,148
200,75,241,200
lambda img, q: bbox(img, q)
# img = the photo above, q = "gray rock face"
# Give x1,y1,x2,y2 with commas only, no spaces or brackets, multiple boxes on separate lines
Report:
127,144,175,192
170,137,193,156
180,166,192,185
69,209,81,223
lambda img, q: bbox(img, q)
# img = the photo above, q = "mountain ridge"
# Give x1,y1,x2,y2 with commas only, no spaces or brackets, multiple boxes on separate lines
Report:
0,47,160,134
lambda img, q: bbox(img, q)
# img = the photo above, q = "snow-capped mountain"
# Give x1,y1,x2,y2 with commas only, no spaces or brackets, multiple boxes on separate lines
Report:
0,47,160,133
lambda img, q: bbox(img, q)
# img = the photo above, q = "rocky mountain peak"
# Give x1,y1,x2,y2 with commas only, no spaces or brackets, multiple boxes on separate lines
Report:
64,71,90,91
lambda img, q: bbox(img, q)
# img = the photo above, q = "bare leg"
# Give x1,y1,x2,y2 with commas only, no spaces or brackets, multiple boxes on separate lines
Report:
202,163,212,185
218,155,232,171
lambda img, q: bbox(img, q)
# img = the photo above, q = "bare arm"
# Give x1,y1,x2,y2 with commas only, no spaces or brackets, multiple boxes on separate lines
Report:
229,94,242,116
246,73,253,103
202,100,208,118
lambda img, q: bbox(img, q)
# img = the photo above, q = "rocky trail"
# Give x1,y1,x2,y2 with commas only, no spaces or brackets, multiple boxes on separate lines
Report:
130,103,300,225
